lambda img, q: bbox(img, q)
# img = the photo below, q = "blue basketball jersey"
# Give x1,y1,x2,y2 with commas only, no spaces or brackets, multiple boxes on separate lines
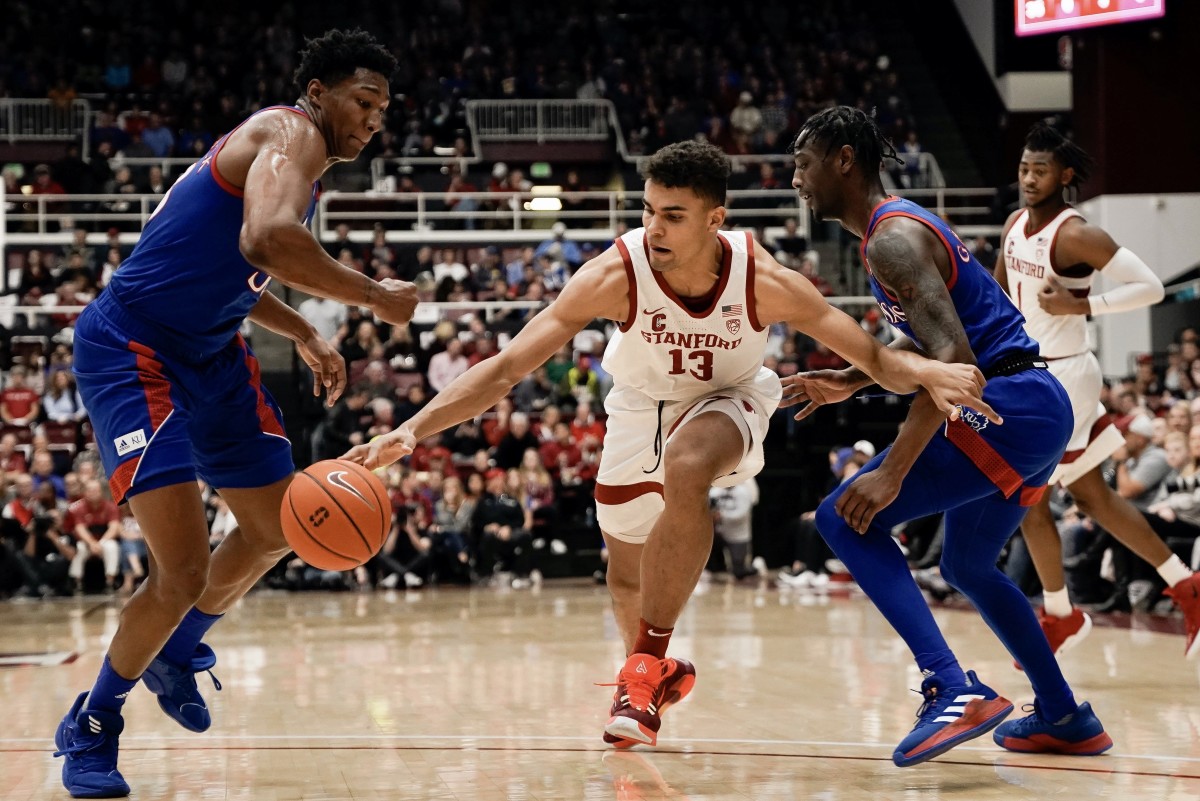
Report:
104,105,319,359
860,197,1037,370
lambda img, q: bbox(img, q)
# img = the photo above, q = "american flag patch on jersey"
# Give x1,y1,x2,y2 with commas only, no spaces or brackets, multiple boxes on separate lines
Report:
722,304,742,317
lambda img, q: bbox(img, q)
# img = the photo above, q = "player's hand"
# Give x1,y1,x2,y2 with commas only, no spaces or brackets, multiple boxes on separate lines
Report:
835,468,903,534
916,362,1002,424
342,426,416,470
1038,276,1089,316
779,370,858,420
371,278,419,326
295,333,346,407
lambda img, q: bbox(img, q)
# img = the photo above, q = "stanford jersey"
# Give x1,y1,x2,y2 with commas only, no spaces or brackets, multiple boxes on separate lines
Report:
1003,206,1089,359
602,229,773,401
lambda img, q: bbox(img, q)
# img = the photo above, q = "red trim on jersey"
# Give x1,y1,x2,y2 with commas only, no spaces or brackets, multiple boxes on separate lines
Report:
237,335,286,438
1023,204,1077,240
744,231,764,332
871,211,962,291
943,418,1024,499
209,106,313,198
1060,447,1085,464
595,481,664,505
647,234,733,319
127,341,174,429
1048,214,1091,278
1063,414,1119,463
109,457,140,504
615,237,638,333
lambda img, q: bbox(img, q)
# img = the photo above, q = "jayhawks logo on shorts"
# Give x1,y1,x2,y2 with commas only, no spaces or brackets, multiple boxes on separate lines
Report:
958,407,989,433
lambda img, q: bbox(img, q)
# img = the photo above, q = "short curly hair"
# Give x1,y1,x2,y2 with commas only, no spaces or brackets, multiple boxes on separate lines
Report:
642,141,731,208
293,28,397,90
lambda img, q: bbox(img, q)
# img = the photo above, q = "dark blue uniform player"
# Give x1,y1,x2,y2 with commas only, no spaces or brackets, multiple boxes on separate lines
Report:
54,30,417,798
783,107,1112,767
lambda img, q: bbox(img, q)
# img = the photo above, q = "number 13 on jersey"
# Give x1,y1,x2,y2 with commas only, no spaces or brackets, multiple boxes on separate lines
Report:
668,348,714,381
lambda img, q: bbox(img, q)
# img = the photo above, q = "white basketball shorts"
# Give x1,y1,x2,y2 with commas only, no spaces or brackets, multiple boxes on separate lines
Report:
596,371,782,544
1047,351,1124,487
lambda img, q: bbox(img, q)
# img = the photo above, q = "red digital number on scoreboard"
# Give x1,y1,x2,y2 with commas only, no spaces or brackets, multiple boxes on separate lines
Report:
1015,0,1165,36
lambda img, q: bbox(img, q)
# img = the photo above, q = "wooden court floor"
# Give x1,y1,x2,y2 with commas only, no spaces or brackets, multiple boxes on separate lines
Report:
2,579,1198,800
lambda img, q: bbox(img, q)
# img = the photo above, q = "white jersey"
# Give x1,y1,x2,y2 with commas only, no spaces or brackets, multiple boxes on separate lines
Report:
602,228,772,402
1003,206,1092,359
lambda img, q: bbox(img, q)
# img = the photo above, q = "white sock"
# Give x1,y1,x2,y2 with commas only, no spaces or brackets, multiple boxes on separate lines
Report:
1156,554,1192,588
1043,587,1073,618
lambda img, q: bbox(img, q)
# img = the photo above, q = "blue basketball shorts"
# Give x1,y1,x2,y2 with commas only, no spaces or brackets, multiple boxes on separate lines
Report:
73,298,294,503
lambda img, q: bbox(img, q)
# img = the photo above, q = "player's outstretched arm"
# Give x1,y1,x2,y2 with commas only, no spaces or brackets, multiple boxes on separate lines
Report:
344,251,630,470
238,117,417,325
753,241,995,422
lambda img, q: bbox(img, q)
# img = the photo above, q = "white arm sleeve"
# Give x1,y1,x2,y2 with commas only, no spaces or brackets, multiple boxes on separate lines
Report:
1088,247,1165,316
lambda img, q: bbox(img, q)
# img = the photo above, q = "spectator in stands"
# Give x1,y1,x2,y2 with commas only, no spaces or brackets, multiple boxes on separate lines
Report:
861,308,896,345
473,468,535,588
535,222,584,271
315,383,373,462
17,249,55,300
298,293,348,343
898,130,924,188
1117,414,1172,511
563,353,601,404
66,479,121,593
118,506,147,594
804,340,848,372
513,366,558,413
42,370,86,423
569,400,605,443
0,433,28,480
429,476,475,583
29,163,66,199
494,411,539,470
360,360,396,400
339,320,383,366
1,366,41,426
427,337,470,393
505,247,536,287
2,472,73,597
730,91,763,142
61,228,97,276
433,248,469,285
141,165,170,195
1167,402,1193,436
40,278,89,330
365,398,397,441
30,451,66,499
445,168,481,229
141,112,175,158
395,382,429,425
710,478,764,581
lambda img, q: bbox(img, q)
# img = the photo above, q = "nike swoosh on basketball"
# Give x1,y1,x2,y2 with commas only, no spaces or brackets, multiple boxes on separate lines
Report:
643,307,664,315
327,471,375,510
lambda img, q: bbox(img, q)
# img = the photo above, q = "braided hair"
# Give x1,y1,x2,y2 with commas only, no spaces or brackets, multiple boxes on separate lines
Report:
293,28,397,90
792,106,901,174
1024,122,1093,186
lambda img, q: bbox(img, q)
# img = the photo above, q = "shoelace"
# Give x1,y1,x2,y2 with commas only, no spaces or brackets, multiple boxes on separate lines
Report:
596,662,665,712
53,731,113,759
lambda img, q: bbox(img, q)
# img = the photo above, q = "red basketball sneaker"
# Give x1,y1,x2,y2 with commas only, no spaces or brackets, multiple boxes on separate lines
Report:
1165,572,1200,659
601,654,696,748
1014,608,1092,671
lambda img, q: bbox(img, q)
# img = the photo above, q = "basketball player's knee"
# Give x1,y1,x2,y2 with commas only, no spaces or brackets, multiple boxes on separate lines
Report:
606,561,640,599
938,552,987,592
814,497,849,546
152,557,210,607
662,448,719,496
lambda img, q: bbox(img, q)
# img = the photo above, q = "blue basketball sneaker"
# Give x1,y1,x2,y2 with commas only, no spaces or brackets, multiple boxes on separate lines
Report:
893,670,1013,767
53,691,130,798
141,642,222,732
993,700,1113,755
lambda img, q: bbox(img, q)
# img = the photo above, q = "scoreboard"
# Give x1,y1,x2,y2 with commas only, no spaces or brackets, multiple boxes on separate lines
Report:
1016,0,1165,36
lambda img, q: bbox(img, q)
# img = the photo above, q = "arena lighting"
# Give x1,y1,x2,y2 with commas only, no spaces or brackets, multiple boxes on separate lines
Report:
523,184,564,211
1016,0,1165,36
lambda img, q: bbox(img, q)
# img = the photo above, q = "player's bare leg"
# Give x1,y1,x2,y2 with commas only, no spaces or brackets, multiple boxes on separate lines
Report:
603,411,742,747
1069,467,1176,567
602,533,643,654
55,482,212,798
198,476,294,613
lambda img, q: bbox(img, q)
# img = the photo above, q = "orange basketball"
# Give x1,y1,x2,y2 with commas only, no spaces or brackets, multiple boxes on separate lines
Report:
280,459,392,571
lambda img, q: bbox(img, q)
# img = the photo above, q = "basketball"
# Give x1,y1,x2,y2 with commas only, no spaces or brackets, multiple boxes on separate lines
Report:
280,460,392,571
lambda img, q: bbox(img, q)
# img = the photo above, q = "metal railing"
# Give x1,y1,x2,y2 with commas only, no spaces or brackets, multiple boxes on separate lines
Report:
316,189,810,243
0,99,90,143
1,186,1001,244
467,100,612,144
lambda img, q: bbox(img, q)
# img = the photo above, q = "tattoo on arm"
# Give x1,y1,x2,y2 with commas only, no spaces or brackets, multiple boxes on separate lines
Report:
868,230,975,363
